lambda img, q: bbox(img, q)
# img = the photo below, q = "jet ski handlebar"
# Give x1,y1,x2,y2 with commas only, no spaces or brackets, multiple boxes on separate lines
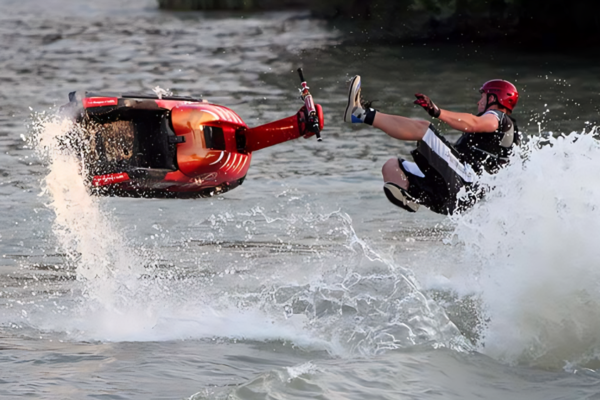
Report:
297,68,322,141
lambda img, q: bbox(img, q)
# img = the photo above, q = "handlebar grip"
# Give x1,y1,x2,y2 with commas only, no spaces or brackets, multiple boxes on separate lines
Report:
297,68,306,83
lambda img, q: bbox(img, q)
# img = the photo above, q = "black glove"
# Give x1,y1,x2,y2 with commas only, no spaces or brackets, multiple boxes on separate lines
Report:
414,93,441,118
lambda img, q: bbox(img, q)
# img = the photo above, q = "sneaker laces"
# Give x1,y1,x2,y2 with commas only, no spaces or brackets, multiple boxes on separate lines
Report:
361,99,377,110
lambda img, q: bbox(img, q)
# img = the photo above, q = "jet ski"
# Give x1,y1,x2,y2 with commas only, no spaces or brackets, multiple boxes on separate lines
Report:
60,69,324,198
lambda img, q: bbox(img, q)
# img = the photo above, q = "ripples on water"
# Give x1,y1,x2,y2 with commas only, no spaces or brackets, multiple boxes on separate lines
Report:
2,0,600,399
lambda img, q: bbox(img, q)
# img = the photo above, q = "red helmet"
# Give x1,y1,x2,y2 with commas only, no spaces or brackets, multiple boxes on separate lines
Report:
480,79,519,111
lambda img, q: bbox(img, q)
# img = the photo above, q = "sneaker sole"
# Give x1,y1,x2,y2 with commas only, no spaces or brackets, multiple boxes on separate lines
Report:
343,76,361,122
383,183,420,213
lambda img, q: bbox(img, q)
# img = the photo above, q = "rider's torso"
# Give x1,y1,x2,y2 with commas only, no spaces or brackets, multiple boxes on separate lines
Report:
454,109,519,173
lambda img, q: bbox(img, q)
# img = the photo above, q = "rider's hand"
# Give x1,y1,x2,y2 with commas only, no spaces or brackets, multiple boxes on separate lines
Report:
297,106,315,139
414,93,441,118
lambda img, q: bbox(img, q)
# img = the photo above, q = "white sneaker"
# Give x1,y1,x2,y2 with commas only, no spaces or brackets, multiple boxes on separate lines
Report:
343,75,365,123
383,182,420,213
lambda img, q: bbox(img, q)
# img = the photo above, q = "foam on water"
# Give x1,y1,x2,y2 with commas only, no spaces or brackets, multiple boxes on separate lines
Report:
449,128,600,369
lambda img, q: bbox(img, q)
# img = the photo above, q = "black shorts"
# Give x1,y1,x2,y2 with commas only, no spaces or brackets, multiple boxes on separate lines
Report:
399,125,478,215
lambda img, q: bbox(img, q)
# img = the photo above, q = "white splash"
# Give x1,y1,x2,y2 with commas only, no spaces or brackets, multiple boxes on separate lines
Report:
450,129,600,369
31,114,144,308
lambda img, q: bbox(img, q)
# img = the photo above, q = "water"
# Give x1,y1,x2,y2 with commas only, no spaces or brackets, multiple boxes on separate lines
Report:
2,0,600,398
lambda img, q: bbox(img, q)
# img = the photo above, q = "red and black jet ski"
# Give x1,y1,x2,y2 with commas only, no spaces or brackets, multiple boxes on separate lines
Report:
61,69,323,198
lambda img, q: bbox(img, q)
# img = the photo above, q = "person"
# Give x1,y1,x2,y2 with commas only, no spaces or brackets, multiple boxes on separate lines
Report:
343,76,520,215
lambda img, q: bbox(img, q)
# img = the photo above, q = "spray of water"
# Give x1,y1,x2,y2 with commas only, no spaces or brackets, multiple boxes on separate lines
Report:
152,86,173,99
30,113,146,316
243,207,471,354
449,128,600,369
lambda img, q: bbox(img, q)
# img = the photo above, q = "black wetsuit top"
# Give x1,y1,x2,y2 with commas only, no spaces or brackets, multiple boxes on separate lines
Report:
453,109,519,174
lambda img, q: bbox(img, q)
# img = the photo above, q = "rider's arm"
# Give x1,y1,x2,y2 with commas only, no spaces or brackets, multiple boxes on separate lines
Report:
438,110,499,133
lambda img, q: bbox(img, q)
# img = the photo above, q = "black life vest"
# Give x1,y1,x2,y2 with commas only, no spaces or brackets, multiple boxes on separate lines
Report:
453,109,519,174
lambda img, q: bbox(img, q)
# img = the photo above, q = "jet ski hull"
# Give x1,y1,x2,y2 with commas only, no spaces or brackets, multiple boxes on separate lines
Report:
62,91,322,198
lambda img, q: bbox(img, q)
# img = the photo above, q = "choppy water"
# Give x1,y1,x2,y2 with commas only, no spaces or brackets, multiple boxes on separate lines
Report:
2,0,600,399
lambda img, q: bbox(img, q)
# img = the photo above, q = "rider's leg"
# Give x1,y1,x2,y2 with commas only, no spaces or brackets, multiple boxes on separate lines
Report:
382,157,410,190
381,158,422,212
372,113,429,141
381,158,421,212
343,75,428,213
